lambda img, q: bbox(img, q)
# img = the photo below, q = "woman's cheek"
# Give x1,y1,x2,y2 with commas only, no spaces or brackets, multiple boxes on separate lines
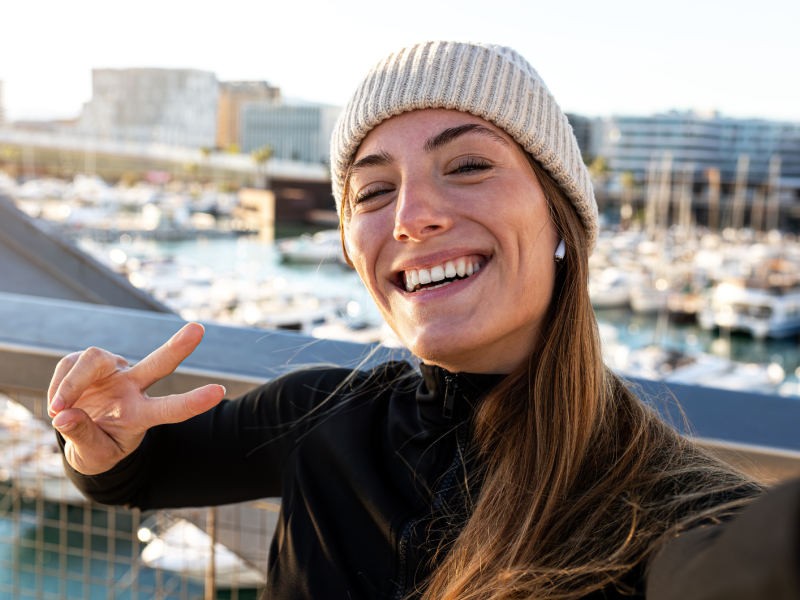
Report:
348,219,382,282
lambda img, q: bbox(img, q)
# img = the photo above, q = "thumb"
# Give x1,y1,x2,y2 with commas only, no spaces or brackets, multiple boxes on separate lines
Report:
139,384,226,428
53,408,122,475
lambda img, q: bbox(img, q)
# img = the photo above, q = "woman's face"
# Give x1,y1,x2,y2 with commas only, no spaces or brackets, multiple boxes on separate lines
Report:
346,109,559,374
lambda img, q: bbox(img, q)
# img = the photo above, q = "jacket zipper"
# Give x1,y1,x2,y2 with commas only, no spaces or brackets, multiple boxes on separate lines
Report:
443,374,458,419
395,376,467,599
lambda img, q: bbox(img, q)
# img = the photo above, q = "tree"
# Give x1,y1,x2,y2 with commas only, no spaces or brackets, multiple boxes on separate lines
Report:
619,170,635,227
588,156,610,179
251,145,273,189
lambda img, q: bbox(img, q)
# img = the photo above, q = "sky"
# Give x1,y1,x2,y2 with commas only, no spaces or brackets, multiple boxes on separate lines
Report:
2,0,799,122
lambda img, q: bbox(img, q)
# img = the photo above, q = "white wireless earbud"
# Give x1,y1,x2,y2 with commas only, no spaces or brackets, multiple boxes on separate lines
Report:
554,238,566,263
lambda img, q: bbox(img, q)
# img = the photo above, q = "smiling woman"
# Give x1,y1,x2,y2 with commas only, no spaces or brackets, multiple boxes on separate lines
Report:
49,41,798,600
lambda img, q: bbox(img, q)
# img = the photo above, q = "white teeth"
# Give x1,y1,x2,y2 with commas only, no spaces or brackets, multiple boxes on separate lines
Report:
402,257,485,293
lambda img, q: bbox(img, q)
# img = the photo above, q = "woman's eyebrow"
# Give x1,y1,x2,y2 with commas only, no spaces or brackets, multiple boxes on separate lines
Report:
350,150,394,175
423,124,509,153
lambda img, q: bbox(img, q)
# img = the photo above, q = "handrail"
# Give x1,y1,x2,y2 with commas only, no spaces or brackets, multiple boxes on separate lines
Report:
0,290,401,411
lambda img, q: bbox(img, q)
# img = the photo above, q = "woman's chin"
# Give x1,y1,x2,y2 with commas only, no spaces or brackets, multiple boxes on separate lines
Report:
403,330,483,371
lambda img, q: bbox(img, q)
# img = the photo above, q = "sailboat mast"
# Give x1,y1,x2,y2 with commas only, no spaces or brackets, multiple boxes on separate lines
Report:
731,154,749,231
657,151,673,243
767,155,782,232
707,167,721,232
679,163,694,236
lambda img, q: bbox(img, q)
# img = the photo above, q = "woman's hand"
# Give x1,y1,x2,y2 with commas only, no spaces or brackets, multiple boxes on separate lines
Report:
48,323,226,476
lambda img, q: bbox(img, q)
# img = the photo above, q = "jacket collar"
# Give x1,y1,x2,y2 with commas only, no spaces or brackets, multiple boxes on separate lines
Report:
417,362,506,419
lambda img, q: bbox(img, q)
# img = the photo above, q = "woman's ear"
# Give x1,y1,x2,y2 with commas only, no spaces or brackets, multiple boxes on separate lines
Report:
554,238,566,263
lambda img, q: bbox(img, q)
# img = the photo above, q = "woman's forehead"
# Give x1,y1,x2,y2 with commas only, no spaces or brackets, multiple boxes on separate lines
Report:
354,108,513,161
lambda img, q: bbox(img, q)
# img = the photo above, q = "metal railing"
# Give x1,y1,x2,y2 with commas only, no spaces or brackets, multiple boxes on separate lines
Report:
0,291,799,599
1,386,281,600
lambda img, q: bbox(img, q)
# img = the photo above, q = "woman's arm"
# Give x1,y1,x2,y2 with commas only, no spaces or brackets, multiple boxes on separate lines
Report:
647,477,800,600
58,367,355,510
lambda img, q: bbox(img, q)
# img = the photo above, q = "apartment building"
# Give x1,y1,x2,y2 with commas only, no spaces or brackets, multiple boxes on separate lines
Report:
77,68,219,148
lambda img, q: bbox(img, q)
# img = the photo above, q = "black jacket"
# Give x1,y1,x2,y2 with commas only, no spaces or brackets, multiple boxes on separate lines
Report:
59,361,800,599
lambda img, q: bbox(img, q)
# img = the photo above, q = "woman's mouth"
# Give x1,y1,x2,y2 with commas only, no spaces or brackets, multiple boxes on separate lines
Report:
399,255,487,293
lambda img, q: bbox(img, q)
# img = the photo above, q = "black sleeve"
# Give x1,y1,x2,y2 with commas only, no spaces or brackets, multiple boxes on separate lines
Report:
58,367,355,510
646,477,800,600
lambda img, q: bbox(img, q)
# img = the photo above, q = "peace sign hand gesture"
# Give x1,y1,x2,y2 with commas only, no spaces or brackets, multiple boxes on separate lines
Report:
48,323,226,476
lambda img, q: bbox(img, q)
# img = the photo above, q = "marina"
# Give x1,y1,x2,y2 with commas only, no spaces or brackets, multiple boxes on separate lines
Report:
1,165,800,598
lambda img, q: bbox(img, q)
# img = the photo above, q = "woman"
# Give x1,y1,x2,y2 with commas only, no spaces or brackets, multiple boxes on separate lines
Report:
49,42,797,599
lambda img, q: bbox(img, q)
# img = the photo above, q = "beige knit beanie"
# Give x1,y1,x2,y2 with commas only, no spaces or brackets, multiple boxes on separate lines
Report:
330,41,598,253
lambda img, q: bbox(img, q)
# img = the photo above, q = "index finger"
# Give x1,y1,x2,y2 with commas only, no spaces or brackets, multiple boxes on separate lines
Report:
128,323,205,390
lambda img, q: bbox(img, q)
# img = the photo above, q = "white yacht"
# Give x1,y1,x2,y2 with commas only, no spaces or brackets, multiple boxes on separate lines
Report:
589,268,642,309
629,282,669,314
699,279,800,339
610,345,785,393
276,229,344,265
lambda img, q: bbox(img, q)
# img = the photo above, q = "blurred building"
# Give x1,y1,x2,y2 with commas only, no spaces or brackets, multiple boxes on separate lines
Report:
565,113,593,160
240,100,341,164
593,111,800,183
0,80,4,126
77,68,219,148
217,81,280,152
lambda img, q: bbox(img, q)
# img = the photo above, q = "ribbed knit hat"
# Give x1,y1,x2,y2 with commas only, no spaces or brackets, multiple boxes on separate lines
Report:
330,41,598,253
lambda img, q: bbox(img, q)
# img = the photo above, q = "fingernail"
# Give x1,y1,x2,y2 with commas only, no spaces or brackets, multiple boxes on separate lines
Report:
51,396,65,414
54,421,76,432
221,386,227,396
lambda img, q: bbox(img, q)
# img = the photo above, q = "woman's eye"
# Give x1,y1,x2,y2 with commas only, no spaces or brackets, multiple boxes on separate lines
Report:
450,159,492,174
355,187,392,204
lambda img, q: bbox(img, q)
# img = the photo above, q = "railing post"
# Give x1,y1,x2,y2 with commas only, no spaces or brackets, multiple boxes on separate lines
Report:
205,506,217,600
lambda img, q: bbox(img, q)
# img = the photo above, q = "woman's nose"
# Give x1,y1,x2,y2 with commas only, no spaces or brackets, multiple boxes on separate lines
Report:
392,183,453,242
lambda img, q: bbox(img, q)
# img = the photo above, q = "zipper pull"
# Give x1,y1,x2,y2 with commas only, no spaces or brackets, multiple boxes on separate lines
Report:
443,374,458,419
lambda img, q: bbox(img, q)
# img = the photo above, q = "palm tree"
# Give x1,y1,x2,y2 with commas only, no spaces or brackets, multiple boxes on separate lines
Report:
620,170,635,228
199,146,212,183
251,145,273,189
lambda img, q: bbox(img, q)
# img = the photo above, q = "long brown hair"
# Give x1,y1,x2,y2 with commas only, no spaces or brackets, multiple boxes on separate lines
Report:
341,151,764,599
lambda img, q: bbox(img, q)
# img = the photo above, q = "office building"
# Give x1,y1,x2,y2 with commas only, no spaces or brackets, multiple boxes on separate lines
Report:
240,101,341,164
593,111,800,183
77,68,219,148
217,81,280,151
565,113,593,160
